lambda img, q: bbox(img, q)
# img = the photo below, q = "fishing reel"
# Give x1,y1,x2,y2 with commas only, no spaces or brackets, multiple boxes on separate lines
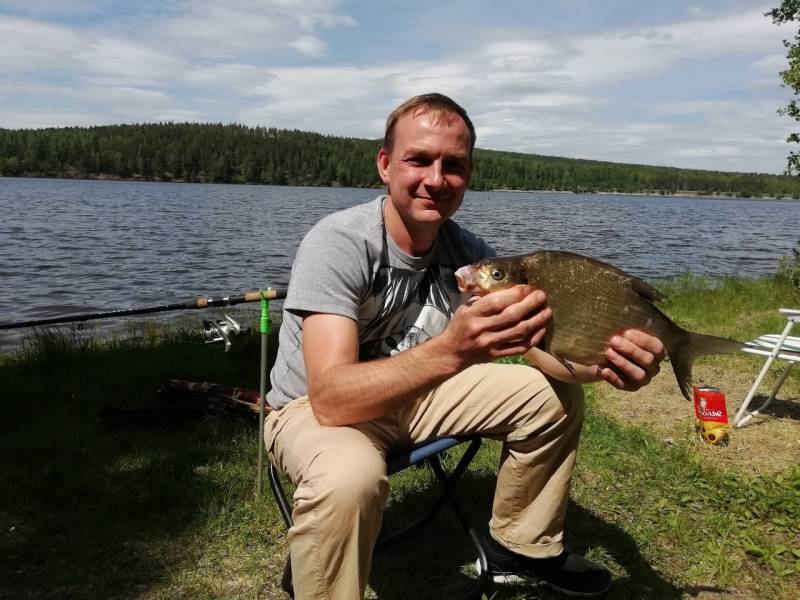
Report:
202,314,250,351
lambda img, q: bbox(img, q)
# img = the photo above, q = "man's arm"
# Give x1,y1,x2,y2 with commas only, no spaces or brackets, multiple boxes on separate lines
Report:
304,285,550,426
525,330,665,390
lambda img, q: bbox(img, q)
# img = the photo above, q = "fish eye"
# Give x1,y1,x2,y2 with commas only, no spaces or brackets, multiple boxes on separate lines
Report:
491,269,504,280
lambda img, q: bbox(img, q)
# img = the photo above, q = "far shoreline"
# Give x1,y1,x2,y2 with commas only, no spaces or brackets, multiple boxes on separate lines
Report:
2,174,796,202
464,187,797,202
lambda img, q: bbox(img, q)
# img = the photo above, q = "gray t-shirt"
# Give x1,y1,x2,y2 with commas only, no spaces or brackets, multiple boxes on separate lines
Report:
266,195,494,409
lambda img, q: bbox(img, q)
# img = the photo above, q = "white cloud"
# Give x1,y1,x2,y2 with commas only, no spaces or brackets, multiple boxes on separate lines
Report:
749,53,785,90
0,3,794,173
491,93,598,109
0,0,105,16
0,0,357,82
250,65,387,101
0,79,76,96
83,86,173,116
235,64,394,136
687,6,710,19
290,35,328,57
751,76,783,90
482,39,567,63
566,9,783,87
187,6,792,173
651,99,751,116
464,89,793,173
75,38,187,83
0,109,110,128
182,63,274,95
0,16,185,85
155,0,355,58
673,145,741,157
0,16,88,72
148,108,211,123
752,52,788,73
86,85,170,102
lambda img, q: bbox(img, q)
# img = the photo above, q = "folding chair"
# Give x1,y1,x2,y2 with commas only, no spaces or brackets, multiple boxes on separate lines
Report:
735,308,800,428
268,435,491,599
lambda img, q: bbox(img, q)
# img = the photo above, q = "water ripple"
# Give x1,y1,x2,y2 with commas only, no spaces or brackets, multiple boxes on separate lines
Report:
2,179,799,347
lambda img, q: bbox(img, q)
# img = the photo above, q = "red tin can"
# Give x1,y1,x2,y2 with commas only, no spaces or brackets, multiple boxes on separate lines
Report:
693,386,730,446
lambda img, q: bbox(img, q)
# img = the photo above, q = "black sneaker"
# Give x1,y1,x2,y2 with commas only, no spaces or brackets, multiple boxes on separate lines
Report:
476,534,612,597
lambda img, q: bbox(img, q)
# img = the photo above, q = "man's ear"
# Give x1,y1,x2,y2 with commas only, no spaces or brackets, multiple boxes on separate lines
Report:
376,147,391,185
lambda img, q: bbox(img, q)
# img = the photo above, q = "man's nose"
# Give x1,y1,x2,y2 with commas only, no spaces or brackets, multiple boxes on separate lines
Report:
423,160,445,187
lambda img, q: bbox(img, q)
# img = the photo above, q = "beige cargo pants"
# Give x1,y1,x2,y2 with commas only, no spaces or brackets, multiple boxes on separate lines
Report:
265,362,584,600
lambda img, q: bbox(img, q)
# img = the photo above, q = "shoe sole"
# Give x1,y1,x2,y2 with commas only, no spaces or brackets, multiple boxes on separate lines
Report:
475,559,613,597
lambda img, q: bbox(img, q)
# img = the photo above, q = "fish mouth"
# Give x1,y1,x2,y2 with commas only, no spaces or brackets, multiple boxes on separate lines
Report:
454,266,470,292
454,265,483,294
454,272,468,292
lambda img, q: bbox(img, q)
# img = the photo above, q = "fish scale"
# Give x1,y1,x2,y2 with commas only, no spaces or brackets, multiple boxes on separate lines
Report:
455,250,743,400
522,252,669,365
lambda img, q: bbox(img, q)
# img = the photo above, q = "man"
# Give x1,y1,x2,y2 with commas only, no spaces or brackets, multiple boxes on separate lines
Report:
265,93,664,599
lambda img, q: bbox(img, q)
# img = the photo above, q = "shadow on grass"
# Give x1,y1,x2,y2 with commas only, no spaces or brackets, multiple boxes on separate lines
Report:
1,408,260,598
0,331,277,599
369,467,686,600
759,395,800,420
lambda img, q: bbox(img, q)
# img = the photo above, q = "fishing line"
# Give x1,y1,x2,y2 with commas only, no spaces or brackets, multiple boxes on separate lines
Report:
0,289,287,330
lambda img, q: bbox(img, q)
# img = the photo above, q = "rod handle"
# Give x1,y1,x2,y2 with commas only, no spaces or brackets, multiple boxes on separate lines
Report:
245,289,284,303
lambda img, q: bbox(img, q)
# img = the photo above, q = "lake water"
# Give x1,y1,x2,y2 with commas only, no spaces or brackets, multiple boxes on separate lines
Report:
1,177,799,347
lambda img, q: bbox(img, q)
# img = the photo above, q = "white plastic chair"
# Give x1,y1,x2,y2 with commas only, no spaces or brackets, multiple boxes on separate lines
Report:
734,308,800,428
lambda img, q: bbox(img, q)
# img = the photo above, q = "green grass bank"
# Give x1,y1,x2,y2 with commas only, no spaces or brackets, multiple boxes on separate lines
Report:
1,273,798,599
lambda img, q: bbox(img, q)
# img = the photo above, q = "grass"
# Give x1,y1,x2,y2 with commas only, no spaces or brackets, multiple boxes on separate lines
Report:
574,397,799,598
1,275,799,599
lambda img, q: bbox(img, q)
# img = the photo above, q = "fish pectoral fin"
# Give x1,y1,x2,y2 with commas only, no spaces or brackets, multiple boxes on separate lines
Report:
630,276,667,303
553,354,577,376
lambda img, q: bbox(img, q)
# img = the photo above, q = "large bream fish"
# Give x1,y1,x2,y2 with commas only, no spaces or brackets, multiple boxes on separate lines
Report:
454,251,743,400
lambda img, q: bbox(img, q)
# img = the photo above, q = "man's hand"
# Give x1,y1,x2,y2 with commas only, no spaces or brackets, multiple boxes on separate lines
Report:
441,285,551,367
600,329,665,391
302,286,550,426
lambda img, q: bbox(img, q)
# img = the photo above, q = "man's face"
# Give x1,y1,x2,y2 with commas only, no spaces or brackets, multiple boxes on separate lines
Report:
377,110,472,228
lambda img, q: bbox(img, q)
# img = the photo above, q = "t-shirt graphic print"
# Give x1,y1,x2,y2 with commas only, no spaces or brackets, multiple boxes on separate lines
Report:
359,263,460,360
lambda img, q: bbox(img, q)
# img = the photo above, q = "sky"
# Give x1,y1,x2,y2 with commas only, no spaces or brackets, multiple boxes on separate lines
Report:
0,0,797,174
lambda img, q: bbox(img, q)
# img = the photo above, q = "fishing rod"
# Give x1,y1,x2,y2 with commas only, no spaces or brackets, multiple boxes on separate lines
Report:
0,288,287,330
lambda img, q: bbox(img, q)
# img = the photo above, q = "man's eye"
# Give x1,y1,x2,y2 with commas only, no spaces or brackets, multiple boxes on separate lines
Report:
407,156,430,166
445,160,467,173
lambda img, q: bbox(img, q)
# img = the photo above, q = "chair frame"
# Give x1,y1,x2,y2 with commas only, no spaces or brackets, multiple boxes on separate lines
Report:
268,435,491,599
735,308,800,428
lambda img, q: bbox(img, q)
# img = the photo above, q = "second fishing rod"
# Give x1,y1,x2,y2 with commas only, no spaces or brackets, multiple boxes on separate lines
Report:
0,288,288,331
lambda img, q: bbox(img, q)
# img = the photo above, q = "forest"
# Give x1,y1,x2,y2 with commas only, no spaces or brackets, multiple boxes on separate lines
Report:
1,122,798,198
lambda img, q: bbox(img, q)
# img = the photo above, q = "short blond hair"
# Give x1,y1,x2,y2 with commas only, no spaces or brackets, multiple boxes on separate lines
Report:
383,93,476,159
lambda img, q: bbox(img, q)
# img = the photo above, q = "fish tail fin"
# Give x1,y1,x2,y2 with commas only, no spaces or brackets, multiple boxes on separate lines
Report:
668,331,744,400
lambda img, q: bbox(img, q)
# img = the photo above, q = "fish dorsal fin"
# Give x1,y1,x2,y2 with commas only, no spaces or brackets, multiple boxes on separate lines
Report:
629,276,666,303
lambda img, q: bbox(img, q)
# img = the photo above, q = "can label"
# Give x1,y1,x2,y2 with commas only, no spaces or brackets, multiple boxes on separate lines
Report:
693,386,729,446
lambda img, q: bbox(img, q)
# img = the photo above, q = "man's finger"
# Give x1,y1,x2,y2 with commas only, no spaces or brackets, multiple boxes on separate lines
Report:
484,310,549,349
619,330,665,359
484,292,548,333
599,366,626,390
604,346,647,382
469,285,535,317
608,334,661,369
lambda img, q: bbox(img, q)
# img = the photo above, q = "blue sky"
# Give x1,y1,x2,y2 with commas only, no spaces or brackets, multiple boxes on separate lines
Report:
0,0,795,174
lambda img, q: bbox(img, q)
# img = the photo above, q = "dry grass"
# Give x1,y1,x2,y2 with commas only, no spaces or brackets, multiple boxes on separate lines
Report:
592,354,800,476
